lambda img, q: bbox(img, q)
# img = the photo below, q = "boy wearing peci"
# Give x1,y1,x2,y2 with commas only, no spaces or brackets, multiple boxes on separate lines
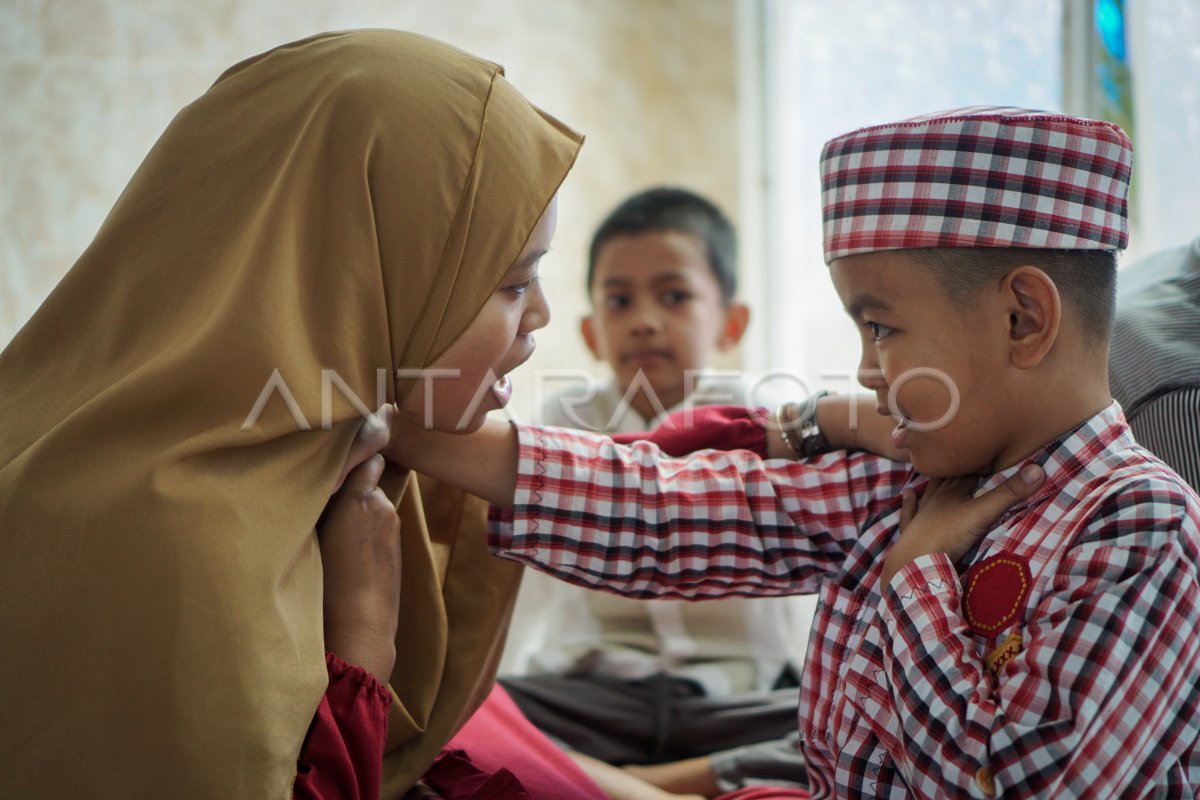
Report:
388,107,1200,797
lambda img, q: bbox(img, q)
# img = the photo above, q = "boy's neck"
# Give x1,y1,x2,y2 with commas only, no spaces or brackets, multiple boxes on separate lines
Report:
991,366,1112,474
627,386,687,424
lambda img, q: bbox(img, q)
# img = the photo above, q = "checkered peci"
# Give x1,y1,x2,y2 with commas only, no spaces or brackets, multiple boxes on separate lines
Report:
819,106,1133,264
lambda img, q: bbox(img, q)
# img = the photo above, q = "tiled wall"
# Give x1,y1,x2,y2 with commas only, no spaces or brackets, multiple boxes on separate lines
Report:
1,0,742,419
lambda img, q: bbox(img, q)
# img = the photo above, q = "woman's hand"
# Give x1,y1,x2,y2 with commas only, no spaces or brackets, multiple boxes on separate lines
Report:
333,406,397,493
319,454,401,683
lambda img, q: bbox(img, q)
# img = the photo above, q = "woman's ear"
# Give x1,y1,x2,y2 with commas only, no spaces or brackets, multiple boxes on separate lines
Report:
717,302,751,351
1004,266,1060,369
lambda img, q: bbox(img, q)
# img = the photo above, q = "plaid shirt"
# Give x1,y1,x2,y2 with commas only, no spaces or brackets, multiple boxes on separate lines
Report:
489,403,1200,798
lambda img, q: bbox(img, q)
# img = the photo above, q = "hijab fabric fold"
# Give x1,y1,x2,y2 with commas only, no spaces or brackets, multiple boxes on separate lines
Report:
0,29,582,799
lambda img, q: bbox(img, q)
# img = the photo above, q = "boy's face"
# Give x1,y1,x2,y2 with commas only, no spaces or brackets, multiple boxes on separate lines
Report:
583,230,746,410
831,249,1013,477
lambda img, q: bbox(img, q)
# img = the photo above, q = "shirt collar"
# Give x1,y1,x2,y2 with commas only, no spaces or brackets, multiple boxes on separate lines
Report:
972,401,1133,514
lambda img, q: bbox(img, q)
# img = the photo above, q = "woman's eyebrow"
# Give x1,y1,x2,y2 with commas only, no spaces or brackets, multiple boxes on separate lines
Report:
510,248,549,274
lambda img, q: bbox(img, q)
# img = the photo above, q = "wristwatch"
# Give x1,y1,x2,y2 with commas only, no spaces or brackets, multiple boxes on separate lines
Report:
796,390,832,457
779,390,831,458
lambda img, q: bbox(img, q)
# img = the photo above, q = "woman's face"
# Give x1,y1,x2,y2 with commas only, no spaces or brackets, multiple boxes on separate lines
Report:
398,197,557,433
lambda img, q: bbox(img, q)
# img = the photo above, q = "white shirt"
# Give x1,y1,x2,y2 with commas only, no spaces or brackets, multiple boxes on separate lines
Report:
503,373,815,695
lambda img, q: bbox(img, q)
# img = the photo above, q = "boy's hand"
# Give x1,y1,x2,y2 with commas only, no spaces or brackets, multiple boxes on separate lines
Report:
320,454,402,683
880,464,1045,589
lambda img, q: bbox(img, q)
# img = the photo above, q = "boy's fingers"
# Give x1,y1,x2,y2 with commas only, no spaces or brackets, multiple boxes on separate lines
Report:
898,488,918,530
977,464,1044,517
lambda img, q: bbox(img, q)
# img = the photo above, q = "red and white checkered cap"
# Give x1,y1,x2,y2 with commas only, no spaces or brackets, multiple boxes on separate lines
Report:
819,106,1133,264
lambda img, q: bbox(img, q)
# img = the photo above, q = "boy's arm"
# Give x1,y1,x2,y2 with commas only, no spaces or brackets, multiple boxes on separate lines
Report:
384,410,913,599
879,476,1200,797
385,417,519,507
485,421,911,600
604,394,906,462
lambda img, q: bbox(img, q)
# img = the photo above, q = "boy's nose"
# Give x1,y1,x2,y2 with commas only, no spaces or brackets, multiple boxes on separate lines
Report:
857,367,886,392
628,305,662,336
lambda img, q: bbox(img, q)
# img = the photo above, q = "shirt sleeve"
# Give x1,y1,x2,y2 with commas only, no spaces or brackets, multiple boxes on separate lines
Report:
488,422,912,600
293,653,392,800
1127,386,1200,493
878,479,1200,798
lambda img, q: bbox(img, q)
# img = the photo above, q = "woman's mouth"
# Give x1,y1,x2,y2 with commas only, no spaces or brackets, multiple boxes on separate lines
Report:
492,373,513,406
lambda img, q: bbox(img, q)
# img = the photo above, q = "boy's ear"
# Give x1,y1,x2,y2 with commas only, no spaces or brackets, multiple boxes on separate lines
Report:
1003,266,1060,369
717,302,751,351
580,315,602,360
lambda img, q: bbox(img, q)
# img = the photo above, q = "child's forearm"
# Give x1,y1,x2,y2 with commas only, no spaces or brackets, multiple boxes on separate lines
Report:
763,394,905,461
384,416,519,507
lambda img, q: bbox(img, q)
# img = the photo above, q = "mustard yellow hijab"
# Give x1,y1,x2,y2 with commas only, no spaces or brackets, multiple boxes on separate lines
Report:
0,30,581,799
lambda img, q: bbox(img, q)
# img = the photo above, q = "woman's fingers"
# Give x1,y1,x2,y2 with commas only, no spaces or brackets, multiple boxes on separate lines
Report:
334,406,396,492
342,454,387,496
320,452,402,682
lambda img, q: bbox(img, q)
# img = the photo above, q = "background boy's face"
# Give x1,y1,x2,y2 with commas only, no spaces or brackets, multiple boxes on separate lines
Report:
582,230,746,410
831,250,1013,477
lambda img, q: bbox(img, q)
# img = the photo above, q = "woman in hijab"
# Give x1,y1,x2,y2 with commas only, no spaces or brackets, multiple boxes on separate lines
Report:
0,30,582,799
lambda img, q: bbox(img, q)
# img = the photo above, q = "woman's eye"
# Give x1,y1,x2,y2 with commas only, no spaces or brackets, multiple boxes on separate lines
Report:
866,322,894,342
507,278,538,296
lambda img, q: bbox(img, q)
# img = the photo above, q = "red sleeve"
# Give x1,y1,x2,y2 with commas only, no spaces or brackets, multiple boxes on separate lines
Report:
293,652,391,800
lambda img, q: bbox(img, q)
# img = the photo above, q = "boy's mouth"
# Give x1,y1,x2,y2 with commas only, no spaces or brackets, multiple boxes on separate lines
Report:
891,416,911,448
621,349,672,366
876,402,914,448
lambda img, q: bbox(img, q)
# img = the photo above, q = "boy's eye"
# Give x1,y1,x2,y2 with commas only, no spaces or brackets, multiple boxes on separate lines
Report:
866,321,895,342
604,294,630,310
660,290,691,306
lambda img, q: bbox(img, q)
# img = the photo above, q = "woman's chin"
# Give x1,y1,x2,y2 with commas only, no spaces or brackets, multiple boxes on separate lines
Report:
450,413,489,434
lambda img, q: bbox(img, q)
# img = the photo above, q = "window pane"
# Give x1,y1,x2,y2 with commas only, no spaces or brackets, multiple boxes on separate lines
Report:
761,0,1062,386
1129,0,1200,257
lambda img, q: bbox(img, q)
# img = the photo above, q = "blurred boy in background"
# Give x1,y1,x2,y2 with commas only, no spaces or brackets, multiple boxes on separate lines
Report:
502,187,810,798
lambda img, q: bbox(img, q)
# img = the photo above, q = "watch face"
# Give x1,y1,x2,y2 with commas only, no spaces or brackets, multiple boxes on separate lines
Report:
798,421,830,457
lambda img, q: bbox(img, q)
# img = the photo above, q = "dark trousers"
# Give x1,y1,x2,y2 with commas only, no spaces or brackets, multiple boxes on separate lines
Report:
499,672,800,766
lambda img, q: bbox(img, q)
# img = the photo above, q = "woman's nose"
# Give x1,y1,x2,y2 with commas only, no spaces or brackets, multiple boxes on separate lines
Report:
520,279,551,334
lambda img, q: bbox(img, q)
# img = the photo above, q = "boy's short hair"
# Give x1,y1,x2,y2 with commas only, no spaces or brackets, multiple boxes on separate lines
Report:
909,247,1118,345
587,187,738,303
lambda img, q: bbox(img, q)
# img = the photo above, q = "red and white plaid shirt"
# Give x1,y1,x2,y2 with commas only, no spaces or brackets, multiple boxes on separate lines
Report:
488,403,1200,798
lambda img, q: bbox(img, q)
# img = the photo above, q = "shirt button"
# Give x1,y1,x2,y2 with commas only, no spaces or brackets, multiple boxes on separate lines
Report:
975,765,996,797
